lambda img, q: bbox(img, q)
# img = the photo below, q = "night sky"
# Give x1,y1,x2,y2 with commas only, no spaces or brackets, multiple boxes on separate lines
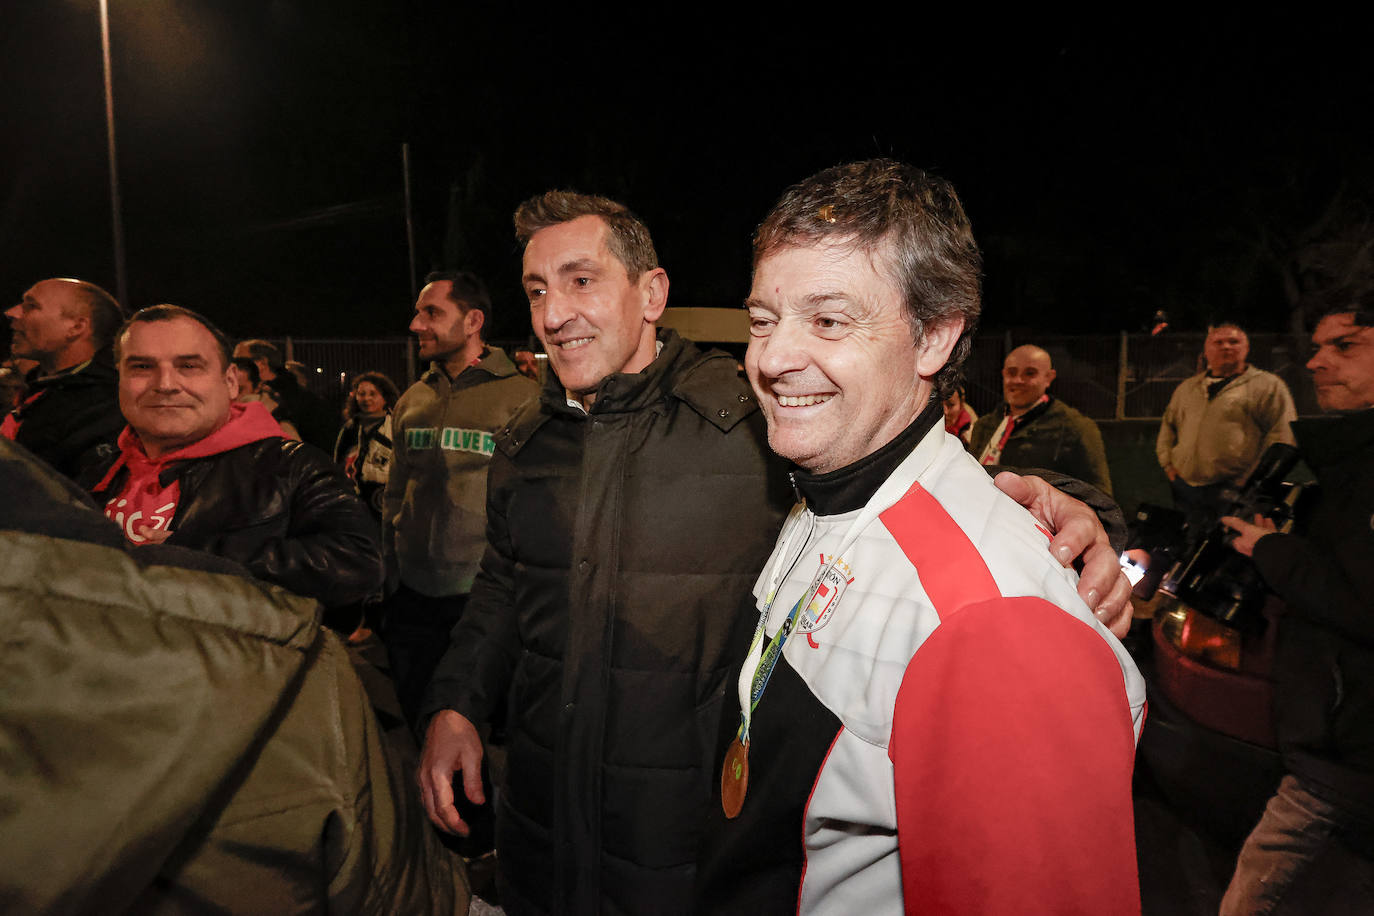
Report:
4,5,1370,347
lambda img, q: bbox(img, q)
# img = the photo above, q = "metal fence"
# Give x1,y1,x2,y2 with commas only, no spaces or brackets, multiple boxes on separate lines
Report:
270,336,536,406
272,337,416,407
278,332,1318,421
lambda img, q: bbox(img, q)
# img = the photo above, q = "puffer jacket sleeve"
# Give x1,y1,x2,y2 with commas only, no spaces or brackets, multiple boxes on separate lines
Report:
0,532,317,913
420,449,522,727
233,441,384,607
2,437,469,914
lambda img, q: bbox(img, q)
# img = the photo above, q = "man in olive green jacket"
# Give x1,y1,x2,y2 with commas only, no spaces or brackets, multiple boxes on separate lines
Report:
0,437,469,915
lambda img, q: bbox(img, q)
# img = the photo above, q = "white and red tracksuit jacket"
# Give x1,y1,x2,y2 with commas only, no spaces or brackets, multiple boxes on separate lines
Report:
700,414,1146,915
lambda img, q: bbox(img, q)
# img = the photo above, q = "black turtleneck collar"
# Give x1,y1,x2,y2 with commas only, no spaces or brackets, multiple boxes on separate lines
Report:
791,398,945,516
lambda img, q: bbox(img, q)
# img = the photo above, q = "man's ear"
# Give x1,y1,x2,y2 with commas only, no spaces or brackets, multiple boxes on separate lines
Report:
640,268,669,323
65,312,90,344
225,364,241,401
1046,367,1058,386
916,318,965,379
464,307,485,338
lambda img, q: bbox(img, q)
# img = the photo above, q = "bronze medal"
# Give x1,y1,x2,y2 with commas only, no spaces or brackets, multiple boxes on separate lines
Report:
721,736,749,819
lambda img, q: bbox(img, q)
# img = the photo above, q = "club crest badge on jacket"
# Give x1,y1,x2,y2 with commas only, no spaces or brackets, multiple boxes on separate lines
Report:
799,554,854,636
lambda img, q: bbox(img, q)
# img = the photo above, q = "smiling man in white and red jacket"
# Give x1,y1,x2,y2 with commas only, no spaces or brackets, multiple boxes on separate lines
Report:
698,161,1145,916
89,304,382,615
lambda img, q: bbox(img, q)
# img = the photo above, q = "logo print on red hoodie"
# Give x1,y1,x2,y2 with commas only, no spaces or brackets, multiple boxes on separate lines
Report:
105,496,178,544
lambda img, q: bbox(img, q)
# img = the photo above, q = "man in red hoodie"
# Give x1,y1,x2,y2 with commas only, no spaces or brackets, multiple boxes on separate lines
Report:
90,305,382,612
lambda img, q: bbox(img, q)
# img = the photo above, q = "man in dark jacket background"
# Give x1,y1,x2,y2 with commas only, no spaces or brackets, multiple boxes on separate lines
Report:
415,192,1138,915
968,343,1113,494
3,276,126,482
89,304,382,616
1220,302,1374,913
234,336,340,451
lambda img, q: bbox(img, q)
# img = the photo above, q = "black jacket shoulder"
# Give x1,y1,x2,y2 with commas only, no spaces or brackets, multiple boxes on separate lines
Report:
669,346,760,433
13,349,123,483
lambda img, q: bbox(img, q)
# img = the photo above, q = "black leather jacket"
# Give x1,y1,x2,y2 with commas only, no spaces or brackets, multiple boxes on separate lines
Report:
92,437,383,608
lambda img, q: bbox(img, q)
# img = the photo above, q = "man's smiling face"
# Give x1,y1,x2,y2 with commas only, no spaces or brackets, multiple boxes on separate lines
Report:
118,316,238,458
521,215,666,403
746,239,958,475
409,280,478,364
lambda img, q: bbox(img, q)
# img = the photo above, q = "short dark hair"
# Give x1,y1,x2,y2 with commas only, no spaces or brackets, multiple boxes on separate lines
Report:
753,159,983,400
115,305,234,370
231,356,261,388
513,191,659,280
346,370,401,419
236,338,283,370
1206,321,1247,335
1313,287,1374,329
50,279,125,349
423,270,491,331
72,281,125,349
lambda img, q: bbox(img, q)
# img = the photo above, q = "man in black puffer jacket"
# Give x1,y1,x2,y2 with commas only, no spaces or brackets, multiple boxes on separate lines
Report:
418,193,790,915
88,304,381,616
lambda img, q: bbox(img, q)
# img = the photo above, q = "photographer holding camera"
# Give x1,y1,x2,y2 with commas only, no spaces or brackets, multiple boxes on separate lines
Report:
1218,301,1374,913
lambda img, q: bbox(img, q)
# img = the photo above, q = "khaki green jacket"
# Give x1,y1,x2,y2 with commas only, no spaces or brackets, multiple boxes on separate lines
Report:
384,346,538,597
0,438,468,915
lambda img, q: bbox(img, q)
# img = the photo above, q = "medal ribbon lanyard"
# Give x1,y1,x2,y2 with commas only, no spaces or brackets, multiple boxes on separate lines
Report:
733,474,907,745
721,433,936,819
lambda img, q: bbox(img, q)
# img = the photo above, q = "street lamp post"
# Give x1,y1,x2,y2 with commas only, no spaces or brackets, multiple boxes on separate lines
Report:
98,0,128,307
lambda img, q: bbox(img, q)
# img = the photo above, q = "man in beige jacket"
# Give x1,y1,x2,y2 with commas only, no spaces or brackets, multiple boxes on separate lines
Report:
1157,322,1296,514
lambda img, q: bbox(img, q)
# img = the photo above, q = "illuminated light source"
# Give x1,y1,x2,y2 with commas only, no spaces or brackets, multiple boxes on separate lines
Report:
1158,605,1242,670
1119,549,1147,586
